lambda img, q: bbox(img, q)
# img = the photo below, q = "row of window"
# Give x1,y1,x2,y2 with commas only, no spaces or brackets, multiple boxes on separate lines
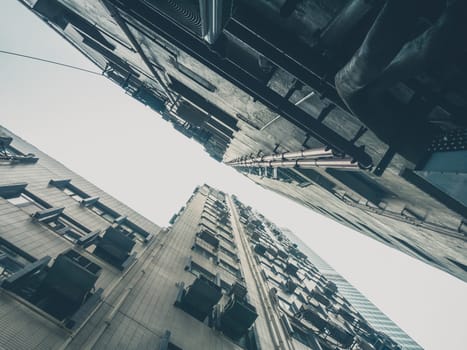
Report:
49,179,152,242
0,181,153,270
0,178,160,330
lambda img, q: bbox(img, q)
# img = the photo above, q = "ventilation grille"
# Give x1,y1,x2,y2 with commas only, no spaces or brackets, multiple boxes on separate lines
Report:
144,0,233,42
146,0,203,36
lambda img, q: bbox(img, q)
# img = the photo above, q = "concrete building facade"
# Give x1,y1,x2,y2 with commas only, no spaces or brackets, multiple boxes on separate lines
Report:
0,126,402,349
16,0,467,281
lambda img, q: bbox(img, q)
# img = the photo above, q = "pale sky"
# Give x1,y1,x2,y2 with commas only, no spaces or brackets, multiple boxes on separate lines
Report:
1,1,466,349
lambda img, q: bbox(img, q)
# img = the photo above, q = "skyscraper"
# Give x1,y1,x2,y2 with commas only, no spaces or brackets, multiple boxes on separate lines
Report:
280,227,422,350
15,0,466,281
0,125,402,349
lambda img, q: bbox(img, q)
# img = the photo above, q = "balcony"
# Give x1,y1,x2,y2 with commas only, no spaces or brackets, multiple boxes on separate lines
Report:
2,250,102,327
285,261,299,276
300,303,328,331
197,230,220,249
175,275,222,321
254,243,267,256
218,294,258,340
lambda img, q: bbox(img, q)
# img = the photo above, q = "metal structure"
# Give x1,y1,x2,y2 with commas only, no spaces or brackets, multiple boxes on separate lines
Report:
227,147,361,170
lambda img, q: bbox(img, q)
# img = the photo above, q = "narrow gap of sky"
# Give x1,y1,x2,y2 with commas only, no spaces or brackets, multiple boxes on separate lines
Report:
1,1,466,349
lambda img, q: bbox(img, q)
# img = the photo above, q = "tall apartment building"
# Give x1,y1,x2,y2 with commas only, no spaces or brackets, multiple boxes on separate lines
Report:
280,228,422,350
16,0,467,281
0,126,401,349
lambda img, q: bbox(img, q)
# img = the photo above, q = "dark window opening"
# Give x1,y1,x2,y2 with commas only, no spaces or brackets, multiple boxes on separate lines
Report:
0,239,33,280
219,259,240,278
90,202,119,222
217,233,235,247
117,219,152,242
188,260,216,282
201,213,217,227
63,187,85,202
50,180,131,226
219,245,238,260
197,230,220,249
192,242,217,261
7,191,45,212
3,186,92,244
49,179,89,202
34,209,91,243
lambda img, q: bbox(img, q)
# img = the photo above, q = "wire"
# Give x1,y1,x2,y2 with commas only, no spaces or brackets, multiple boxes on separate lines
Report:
0,49,102,76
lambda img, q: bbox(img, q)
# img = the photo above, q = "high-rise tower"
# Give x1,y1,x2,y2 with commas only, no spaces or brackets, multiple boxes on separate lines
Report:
280,227,422,350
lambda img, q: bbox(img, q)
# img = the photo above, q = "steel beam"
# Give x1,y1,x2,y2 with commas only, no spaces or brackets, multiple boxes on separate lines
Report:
109,0,372,168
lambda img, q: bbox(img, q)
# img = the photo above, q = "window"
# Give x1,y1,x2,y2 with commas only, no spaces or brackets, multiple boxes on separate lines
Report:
50,180,118,221
219,259,240,278
197,230,220,249
219,245,238,261
202,210,217,223
1,183,92,244
40,213,91,243
201,213,217,227
49,179,91,203
63,187,85,202
118,219,152,242
0,238,34,279
187,260,216,282
90,202,120,222
217,234,235,248
5,189,47,215
192,242,217,261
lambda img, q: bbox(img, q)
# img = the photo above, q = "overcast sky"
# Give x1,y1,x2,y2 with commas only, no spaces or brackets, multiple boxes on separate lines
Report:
1,1,467,349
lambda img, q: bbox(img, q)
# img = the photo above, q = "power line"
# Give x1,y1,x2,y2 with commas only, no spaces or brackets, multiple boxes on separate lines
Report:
0,49,102,76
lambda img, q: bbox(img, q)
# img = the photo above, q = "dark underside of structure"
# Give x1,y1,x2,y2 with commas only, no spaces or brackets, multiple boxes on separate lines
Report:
18,0,467,281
